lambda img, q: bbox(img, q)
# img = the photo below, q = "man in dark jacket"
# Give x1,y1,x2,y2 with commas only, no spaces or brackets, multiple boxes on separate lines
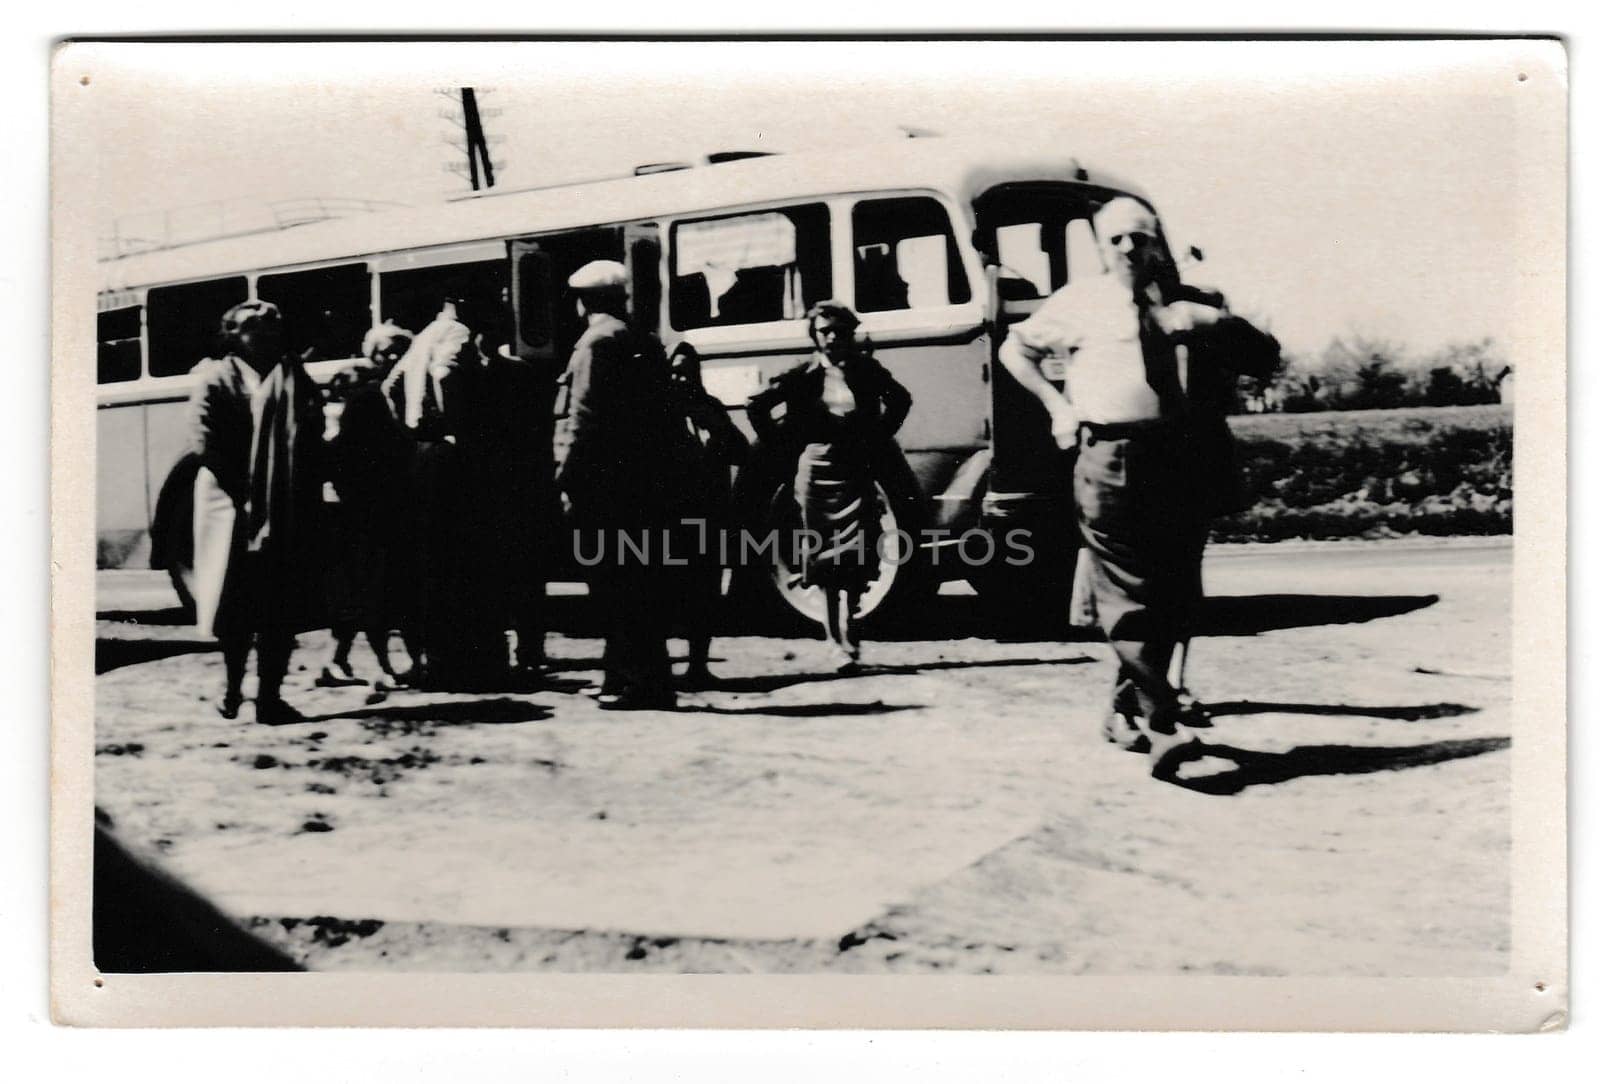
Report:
556,260,676,710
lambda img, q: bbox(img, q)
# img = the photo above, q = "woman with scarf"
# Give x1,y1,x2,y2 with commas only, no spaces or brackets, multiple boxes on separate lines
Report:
379,295,488,689
746,301,912,671
184,300,322,724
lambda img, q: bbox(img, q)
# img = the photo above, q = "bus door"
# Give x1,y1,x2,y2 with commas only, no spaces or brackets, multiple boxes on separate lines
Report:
973,183,1115,517
623,223,663,336
509,227,629,367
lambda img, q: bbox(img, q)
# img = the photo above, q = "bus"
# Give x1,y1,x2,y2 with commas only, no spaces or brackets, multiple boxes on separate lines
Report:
96,138,1157,625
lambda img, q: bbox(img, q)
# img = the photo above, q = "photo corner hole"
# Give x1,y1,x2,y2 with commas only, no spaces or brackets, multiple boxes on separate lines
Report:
1535,981,1547,992
1517,72,1528,82
93,978,104,988
79,75,90,86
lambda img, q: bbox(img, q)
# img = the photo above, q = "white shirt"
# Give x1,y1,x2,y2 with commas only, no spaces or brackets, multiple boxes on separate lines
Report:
1007,273,1163,425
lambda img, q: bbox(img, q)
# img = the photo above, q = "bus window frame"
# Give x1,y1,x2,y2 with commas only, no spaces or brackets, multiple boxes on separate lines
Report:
253,259,375,366
664,199,835,349
142,273,251,382
96,303,145,386
840,190,986,348
663,190,987,358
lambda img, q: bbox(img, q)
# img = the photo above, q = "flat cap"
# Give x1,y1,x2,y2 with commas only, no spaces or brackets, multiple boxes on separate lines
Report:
567,259,629,292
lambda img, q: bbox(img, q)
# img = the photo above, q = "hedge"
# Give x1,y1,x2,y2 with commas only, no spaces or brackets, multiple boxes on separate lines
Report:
1212,404,1512,542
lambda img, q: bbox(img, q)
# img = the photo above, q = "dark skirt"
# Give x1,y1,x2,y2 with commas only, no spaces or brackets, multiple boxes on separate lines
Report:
321,500,390,629
793,437,880,593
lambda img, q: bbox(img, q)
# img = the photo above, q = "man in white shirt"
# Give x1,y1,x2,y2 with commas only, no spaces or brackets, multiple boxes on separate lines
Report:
998,196,1264,772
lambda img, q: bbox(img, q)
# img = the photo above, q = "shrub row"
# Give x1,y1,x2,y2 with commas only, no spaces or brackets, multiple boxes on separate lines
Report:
1212,404,1512,542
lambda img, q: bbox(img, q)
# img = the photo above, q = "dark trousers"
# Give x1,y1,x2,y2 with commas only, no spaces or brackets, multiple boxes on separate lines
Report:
218,551,299,702
1074,423,1202,730
412,440,504,686
581,522,673,700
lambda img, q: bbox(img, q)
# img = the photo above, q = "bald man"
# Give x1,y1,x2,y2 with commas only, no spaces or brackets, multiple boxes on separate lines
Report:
998,196,1277,773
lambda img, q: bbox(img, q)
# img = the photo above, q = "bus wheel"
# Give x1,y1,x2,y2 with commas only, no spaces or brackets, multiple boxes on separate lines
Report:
744,480,930,632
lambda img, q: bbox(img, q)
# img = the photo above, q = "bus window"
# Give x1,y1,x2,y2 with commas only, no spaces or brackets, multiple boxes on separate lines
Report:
145,276,248,378
994,224,1050,299
1065,218,1103,282
851,196,971,313
670,203,830,329
256,263,371,362
379,259,509,338
97,305,142,384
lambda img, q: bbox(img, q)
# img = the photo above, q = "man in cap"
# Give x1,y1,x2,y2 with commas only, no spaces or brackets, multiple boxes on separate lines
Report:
556,259,676,710
998,196,1278,774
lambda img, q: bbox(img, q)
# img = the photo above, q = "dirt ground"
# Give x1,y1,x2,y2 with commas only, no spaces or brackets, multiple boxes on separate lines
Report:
92,538,1512,975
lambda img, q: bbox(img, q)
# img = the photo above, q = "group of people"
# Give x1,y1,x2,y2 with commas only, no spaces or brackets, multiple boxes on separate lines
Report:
170,290,556,724
165,256,913,722
554,262,913,707
164,199,1276,762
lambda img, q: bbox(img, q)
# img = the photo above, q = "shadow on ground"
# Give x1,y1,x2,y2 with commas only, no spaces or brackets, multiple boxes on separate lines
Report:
1162,735,1510,796
709,655,1095,695
1193,593,1439,636
96,638,216,675
1207,700,1479,722
303,697,553,727
537,589,1442,643
687,701,921,718
96,606,196,626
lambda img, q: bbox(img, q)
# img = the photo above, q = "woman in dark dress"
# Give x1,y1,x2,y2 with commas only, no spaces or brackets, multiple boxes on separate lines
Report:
317,323,419,688
746,301,912,671
665,343,749,689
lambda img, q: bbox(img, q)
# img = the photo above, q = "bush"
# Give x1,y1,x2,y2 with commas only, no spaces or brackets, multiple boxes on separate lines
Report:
1212,404,1512,542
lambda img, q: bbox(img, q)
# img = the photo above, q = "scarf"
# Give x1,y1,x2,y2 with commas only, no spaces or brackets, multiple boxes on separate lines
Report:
245,357,314,557
380,315,472,429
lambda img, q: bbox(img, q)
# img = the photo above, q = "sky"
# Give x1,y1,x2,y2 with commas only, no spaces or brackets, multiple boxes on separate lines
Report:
78,39,1562,366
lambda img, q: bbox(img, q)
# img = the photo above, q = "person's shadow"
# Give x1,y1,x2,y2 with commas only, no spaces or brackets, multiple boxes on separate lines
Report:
719,590,1442,644
1157,734,1510,795
1193,593,1440,637
1206,700,1478,722
96,638,217,675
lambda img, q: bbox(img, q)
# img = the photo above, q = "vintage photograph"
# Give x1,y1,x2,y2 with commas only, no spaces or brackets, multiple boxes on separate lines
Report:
53,38,1566,1027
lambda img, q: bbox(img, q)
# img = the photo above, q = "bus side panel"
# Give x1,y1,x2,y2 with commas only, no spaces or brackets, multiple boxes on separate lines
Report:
874,335,988,455
143,393,195,552
97,403,148,568
873,333,989,504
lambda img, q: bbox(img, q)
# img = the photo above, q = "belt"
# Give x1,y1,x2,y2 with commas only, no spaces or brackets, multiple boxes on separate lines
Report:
1078,416,1185,443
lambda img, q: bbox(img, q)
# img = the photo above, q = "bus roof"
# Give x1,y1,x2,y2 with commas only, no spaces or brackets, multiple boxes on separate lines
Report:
99,139,1147,292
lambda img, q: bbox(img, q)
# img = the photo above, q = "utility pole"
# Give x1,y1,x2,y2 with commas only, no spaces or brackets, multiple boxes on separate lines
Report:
438,87,506,192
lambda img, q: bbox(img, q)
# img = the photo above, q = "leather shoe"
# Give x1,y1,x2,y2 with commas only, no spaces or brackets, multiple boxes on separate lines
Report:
1101,710,1150,753
255,698,307,726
